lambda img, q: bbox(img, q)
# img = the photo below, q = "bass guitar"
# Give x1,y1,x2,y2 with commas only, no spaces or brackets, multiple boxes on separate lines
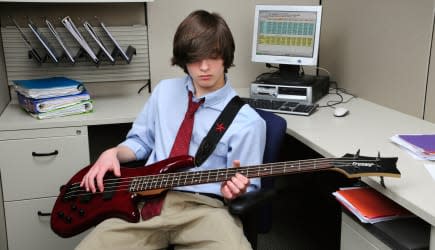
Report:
51,153,399,238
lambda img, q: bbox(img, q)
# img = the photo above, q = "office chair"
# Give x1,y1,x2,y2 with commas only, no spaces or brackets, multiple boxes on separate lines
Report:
126,109,287,250
229,108,287,249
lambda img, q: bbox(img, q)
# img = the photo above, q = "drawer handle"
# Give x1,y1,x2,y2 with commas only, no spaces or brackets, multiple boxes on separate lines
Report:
37,211,51,217
32,150,59,157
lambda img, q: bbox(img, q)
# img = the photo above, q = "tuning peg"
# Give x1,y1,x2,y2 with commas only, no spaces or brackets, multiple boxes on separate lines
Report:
376,151,381,161
354,149,360,159
380,176,386,188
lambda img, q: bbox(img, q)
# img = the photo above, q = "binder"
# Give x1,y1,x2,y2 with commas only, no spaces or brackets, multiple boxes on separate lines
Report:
100,21,130,61
30,100,93,119
13,77,84,99
45,19,75,63
11,18,43,63
62,16,99,64
27,19,59,63
83,21,114,63
17,90,90,113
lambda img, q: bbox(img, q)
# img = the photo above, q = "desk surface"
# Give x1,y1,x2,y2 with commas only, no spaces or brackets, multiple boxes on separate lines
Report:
0,89,434,229
280,94,435,228
0,92,149,131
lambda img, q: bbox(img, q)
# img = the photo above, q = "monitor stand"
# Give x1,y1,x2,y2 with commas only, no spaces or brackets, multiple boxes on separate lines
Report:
275,64,315,86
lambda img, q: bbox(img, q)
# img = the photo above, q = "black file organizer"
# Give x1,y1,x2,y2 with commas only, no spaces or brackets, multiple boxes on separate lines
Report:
28,45,136,66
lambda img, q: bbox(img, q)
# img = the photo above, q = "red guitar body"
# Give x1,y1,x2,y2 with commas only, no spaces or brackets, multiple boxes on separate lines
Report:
51,155,194,238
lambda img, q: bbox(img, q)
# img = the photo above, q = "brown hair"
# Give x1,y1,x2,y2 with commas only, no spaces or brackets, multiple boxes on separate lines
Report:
171,10,235,73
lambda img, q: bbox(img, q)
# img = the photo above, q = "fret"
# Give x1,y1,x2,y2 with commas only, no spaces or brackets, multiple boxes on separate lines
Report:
139,176,146,191
151,175,160,189
129,178,136,192
169,172,176,188
193,171,201,184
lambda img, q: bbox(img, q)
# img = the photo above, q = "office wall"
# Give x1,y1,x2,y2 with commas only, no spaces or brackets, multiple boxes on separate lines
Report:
147,0,318,88
319,0,434,119
0,3,149,100
0,26,9,115
425,3,435,123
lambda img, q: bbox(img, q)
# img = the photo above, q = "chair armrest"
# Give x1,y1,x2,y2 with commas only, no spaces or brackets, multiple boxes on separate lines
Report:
228,188,276,215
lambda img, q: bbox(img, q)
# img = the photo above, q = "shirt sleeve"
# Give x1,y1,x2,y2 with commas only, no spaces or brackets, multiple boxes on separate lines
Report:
119,84,160,160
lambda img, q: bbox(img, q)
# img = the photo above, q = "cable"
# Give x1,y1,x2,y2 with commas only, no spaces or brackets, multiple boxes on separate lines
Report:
318,81,357,109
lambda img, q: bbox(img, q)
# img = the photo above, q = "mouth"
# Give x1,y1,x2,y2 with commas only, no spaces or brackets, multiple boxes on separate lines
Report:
199,75,212,81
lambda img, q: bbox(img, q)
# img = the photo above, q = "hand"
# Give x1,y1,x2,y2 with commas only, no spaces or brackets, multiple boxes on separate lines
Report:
220,160,250,200
80,147,121,193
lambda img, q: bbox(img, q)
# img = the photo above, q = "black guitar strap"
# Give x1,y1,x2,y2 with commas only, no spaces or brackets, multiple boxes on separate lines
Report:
194,96,245,166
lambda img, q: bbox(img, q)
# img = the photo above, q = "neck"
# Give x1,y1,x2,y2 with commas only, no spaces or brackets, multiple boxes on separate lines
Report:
192,75,226,97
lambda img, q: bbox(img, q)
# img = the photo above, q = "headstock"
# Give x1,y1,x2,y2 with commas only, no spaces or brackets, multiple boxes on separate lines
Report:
331,151,400,179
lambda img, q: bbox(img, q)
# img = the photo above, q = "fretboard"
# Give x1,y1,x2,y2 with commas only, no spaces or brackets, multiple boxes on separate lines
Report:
129,158,334,192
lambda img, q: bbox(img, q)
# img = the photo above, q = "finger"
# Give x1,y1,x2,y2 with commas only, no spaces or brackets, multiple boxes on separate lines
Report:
96,169,107,193
226,180,241,195
113,161,121,177
231,176,245,190
221,183,234,200
87,167,99,193
235,173,250,186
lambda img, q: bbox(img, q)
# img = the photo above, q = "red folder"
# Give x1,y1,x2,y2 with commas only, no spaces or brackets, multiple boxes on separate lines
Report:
333,187,412,223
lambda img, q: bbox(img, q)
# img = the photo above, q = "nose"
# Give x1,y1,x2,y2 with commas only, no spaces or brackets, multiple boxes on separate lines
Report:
199,59,209,72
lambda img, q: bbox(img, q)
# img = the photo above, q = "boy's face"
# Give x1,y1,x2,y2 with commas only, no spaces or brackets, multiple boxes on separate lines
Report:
186,58,226,96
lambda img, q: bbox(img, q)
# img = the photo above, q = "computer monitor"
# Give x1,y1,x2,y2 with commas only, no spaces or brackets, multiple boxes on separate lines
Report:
251,5,323,83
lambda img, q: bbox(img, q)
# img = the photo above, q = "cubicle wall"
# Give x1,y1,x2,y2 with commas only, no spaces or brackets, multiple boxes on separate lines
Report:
319,0,435,120
147,0,319,89
148,0,435,123
0,25,9,115
0,3,151,100
425,7,435,123
0,1,434,123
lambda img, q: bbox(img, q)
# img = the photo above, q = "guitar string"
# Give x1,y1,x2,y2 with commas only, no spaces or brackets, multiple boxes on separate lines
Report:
63,158,380,198
62,158,383,199
63,161,335,199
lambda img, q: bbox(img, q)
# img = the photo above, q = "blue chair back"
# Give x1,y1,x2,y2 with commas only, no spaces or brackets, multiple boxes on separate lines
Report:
255,109,287,233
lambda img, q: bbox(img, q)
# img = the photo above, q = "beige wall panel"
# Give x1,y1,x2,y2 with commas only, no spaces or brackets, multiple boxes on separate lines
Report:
424,6,435,123
0,23,10,115
147,0,318,89
0,3,146,27
320,0,433,118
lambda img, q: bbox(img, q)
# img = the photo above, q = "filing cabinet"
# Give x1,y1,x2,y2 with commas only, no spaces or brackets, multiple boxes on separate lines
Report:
0,126,90,250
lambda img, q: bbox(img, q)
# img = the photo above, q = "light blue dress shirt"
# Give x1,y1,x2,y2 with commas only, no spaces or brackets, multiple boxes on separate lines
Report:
120,75,266,196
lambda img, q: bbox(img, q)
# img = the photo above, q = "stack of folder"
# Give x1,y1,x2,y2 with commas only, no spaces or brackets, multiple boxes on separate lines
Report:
13,77,93,119
333,187,413,224
391,134,435,160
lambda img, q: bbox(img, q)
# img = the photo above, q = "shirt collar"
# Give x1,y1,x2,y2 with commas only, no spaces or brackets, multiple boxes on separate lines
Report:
184,75,233,110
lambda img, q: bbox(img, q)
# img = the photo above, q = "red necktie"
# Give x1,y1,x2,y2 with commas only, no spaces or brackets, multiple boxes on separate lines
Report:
141,91,203,220
169,91,204,157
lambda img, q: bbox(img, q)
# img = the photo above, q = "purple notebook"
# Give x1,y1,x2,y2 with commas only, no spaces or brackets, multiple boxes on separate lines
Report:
399,134,435,153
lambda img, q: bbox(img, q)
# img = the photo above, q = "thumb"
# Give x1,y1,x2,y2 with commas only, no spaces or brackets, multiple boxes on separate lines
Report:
232,160,241,168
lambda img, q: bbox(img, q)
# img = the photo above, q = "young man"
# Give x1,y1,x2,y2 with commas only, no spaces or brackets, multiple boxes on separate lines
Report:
78,10,266,250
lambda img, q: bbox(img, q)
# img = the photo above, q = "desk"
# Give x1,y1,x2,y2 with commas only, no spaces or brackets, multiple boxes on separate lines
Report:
0,89,434,249
279,94,435,249
0,93,149,250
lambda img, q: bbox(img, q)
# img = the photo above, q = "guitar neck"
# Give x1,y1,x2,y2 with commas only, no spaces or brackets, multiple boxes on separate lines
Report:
129,158,333,192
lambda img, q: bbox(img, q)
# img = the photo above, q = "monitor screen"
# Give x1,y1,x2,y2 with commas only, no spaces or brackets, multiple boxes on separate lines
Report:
251,5,322,67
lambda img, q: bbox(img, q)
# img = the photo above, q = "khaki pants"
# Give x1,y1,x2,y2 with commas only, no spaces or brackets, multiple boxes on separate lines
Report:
76,191,252,250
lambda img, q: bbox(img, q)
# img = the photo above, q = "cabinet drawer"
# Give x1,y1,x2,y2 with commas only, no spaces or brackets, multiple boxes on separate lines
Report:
4,197,88,250
0,132,89,201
